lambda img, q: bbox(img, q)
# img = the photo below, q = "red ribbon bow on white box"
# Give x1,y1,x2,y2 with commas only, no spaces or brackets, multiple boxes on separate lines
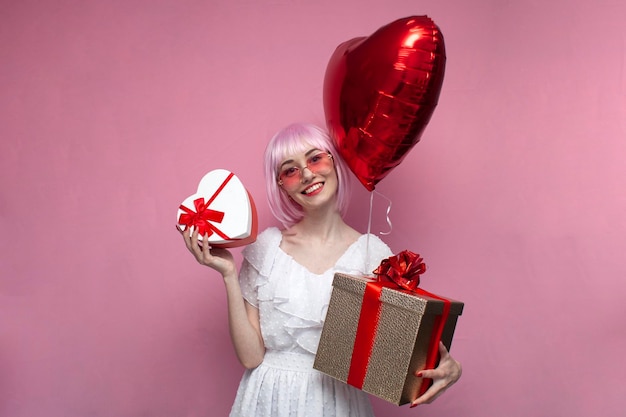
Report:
177,169,257,248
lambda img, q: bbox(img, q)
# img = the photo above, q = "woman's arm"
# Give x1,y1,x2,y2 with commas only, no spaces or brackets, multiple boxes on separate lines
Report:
222,269,265,368
178,227,265,368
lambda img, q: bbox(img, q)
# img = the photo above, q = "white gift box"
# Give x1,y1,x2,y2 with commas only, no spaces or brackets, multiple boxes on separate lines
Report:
177,169,257,248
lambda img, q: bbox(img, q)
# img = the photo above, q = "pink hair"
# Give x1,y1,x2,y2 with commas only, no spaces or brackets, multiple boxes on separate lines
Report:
263,123,353,227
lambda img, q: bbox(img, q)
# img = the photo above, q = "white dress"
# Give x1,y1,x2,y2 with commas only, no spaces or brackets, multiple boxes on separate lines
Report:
229,227,393,417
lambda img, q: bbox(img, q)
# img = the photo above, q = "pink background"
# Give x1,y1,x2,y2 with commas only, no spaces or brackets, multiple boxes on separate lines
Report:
1,1,625,416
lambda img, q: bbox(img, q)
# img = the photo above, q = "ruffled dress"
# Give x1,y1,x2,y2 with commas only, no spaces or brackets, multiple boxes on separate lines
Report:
229,227,393,417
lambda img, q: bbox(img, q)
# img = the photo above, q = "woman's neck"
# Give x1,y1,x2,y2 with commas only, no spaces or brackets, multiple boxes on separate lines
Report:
303,207,340,228
280,208,361,273
287,209,349,242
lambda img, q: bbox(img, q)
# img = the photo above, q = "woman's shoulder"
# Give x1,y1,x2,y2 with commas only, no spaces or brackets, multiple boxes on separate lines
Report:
242,227,283,270
357,233,392,252
255,226,283,244
355,233,394,267
332,231,393,275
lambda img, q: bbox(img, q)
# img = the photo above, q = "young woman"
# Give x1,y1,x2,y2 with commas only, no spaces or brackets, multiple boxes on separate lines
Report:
179,123,461,416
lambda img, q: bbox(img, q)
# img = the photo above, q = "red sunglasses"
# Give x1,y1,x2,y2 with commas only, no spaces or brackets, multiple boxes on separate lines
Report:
277,151,334,187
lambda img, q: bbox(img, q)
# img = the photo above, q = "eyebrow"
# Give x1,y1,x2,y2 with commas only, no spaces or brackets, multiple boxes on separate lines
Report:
279,148,323,169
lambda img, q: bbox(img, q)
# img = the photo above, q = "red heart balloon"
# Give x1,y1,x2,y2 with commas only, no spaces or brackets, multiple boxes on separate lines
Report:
324,16,446,191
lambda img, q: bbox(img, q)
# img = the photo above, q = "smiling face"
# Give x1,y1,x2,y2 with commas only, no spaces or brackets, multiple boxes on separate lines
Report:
277,146,338,210
263,123,353,228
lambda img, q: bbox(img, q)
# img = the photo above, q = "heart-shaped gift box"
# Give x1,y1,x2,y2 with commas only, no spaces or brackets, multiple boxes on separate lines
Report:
177,169,258,248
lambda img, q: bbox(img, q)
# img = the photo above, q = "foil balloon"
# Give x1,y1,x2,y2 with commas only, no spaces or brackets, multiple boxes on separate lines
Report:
324,16,446,191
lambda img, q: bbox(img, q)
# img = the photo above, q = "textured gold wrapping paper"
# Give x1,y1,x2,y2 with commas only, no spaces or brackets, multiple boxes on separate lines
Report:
313,273,464,405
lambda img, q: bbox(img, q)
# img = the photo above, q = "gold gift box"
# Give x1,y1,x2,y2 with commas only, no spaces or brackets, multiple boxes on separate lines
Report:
313,273,464,405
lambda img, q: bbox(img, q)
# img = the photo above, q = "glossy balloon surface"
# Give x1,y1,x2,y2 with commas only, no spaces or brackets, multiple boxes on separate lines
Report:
324,16,446,191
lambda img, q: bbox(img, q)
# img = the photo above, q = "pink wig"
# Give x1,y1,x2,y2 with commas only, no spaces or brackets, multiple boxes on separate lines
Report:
263,123,353,227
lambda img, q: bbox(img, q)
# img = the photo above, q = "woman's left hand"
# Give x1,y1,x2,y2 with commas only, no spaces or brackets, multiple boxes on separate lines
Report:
410,341,462,408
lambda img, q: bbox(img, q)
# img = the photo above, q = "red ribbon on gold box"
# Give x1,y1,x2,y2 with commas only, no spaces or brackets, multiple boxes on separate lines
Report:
314,251,463,405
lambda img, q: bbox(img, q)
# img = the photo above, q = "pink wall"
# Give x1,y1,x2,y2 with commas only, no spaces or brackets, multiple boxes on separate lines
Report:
1,1,625,416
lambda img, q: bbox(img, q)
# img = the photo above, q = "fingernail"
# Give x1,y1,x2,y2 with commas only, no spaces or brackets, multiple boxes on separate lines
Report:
410,403,418,408
416,372,423,378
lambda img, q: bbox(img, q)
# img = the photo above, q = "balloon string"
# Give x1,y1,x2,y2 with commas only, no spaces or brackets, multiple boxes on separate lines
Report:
364,192,373,275
363,191,394,275
375,190,393,236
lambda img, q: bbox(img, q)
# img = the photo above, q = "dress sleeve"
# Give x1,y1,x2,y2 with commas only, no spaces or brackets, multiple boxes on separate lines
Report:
363,234,394,272
238,227,281,308
238,258,260,307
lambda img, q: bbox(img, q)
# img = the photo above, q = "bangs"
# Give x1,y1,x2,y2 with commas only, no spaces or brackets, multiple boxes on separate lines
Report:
269,129,332,176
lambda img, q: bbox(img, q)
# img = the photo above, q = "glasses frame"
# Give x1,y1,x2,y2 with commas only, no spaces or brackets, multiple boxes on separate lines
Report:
277,151,334,187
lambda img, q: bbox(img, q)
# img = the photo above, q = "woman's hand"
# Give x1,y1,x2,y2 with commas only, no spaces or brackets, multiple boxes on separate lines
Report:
410,342,462,408
177,225,237,278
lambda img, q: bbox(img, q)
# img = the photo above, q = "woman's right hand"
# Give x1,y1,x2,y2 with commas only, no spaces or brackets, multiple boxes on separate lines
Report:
177,225,237,278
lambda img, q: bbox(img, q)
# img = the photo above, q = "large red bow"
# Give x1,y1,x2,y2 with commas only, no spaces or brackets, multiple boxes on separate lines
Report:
178,198,226,238
373,250,426,291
